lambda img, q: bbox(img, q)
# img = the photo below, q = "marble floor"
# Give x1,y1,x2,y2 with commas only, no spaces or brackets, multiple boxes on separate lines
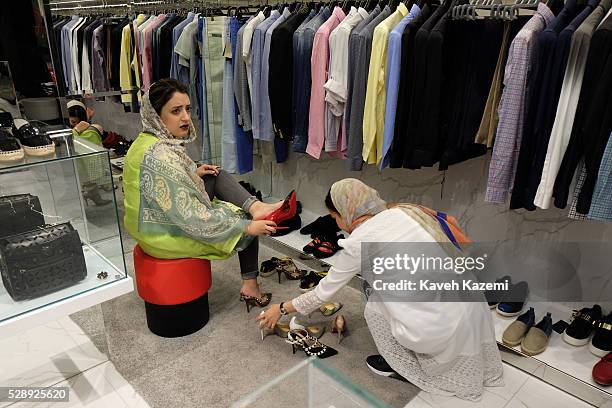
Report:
0,314,596,408
0,316,147,408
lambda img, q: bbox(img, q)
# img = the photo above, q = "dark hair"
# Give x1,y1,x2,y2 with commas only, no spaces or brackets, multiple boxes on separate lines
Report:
68,105,87,122
149,78,189,115
325,189,338,213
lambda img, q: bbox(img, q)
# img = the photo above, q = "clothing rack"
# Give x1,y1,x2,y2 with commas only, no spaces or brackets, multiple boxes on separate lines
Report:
50,0,131,16
451,0,538,20
49,0,313,15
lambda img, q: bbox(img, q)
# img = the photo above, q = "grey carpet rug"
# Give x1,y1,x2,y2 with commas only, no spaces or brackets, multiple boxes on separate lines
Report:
70,193,420,408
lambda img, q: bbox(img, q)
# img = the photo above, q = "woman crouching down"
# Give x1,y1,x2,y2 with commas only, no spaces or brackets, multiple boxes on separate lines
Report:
258,178,503,401
123,78,283,309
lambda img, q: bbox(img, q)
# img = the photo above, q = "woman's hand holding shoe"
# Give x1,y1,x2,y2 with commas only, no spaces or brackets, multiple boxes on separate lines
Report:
246,220,278,236
257,304,282,329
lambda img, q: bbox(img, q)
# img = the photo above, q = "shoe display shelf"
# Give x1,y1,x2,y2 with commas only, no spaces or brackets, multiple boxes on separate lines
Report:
0,125,75,168
0,132,133,338
231,356,391,408
265,205,344,268
263,201,612,407
492,302,612,407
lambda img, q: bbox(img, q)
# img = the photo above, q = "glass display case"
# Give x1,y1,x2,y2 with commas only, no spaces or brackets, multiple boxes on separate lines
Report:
231,357,391,408
0,128,131,333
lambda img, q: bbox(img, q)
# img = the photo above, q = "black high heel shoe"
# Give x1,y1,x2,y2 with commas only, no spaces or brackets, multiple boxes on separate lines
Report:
239,292,272,313
82,185,112,207
286,329,338,358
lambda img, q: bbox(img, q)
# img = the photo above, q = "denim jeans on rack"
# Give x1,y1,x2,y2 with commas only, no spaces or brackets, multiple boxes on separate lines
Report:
221,17,239,173
231,16,254,174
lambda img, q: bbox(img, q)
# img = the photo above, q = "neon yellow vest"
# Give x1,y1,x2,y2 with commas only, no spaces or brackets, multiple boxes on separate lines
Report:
123,132,240,260
72,127,103,146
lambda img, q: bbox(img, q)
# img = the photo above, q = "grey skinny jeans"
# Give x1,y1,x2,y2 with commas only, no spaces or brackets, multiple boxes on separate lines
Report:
202,170,259,280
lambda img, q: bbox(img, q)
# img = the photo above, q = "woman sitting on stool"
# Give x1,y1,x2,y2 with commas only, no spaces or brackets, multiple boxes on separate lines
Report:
123,78,283,311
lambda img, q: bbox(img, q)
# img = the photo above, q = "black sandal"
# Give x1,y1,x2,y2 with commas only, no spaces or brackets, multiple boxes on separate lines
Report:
303,236,322,254
313,238,342,259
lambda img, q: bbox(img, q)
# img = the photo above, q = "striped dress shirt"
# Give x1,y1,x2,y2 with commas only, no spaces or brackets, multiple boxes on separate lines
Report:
485,3,555,203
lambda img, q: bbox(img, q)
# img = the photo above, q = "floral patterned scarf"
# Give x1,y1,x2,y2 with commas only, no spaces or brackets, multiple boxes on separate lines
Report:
330,179,469,249
137,92,251,246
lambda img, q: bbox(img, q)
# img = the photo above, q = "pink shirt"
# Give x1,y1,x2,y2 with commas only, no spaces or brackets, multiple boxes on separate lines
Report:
143,14,166,91
306,7,346,159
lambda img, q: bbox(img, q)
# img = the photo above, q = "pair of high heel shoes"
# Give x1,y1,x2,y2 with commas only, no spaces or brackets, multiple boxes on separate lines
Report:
259,257,306,283
260,313,347,345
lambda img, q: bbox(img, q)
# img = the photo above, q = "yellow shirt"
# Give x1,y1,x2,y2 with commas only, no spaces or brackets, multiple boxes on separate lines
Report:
362,3,408,165
123,14,146,105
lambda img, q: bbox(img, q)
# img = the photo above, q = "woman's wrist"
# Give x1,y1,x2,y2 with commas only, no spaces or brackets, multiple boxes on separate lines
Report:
244,220,253,235
284,300,296,314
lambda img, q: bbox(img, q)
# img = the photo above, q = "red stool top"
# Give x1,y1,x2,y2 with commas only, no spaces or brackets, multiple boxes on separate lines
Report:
133,245,212,306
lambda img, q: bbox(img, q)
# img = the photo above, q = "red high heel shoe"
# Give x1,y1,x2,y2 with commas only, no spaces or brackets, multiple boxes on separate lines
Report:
265,190,297,225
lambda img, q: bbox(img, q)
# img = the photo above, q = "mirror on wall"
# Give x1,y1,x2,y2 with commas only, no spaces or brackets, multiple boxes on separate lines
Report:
0,62,20,118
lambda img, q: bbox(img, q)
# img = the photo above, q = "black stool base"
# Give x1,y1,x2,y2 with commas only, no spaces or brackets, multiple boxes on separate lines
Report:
144,293,209,338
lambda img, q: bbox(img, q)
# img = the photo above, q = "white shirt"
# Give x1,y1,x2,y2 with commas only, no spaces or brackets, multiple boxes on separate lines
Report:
324,7,369,151
242,12,265,94
81,22,93,93
534,9,603,208
293,208,497,364
70,17,86,93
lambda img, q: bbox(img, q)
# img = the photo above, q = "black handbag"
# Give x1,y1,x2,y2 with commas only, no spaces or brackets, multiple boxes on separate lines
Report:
0,194,45,238
0,222,87,301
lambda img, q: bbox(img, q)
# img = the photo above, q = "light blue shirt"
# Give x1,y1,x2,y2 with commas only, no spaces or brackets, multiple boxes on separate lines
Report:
588,132,612,221
381,4,421,169
250,10,280,140
61,17,80,92
170,12,195,80
260,8,292,141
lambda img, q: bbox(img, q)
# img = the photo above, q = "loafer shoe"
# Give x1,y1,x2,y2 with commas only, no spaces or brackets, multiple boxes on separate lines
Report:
502,307,535,346
590,312,612,357
563,305,602,347
521,312,553,356
0,128,24,162
496,281,529,317
13,119,55,157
